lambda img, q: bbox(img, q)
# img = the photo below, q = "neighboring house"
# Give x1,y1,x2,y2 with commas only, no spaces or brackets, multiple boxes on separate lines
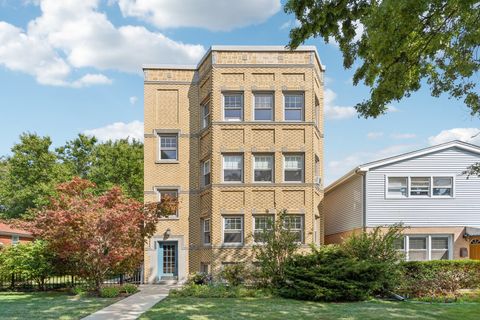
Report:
324,140,480,261
0,222,33,248
143,46,325,282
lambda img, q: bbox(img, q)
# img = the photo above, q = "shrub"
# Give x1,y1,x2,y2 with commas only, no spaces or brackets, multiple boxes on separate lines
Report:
187,272,212,285
399,260,480,299
71,285,89,296
220,264,248,286
99,286,122,298
278,245,394,302
253,210,301,287
340,224,404,294
122,283,138,295
170,283,267,298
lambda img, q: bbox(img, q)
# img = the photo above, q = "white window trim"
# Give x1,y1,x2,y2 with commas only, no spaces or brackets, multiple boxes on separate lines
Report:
252,154,274,183
283,92,305,122
202,218,211,245
222,154,243,183
282,215,304,244
400,234,453,261
252,215,274,244
223,92,244,121
201,103,210,129
252,92,274,122
385,175,456,199
202,159,211,186
222,216,244,246
156,189,179,219
158,134,179,161
283,154,304,183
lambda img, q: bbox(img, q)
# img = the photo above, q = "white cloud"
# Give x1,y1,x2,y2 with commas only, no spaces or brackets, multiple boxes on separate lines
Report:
428,128,480,145
324,88,357,120
117,0,281,31
0,0,205,86
129,96,138,105
327,143,420,185
367,132,383,139
84,120,144,142
387,105,399,113
391,133,416,139
328,21,364,47
280,19,300,30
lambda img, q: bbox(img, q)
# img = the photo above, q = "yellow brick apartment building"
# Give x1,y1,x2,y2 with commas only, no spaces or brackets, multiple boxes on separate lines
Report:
143,46,325,282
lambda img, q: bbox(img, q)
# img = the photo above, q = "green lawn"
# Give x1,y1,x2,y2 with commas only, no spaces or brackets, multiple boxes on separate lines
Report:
140,297,480,320
0,291,120,320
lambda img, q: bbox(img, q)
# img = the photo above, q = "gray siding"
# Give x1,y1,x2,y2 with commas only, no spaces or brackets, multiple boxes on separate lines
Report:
325,174,363,235
366,147,480,227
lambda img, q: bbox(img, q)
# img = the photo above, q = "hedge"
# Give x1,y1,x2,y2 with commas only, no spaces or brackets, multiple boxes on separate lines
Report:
399,260,480,298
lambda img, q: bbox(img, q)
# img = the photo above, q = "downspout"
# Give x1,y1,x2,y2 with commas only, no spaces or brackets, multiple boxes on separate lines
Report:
361,171,367,232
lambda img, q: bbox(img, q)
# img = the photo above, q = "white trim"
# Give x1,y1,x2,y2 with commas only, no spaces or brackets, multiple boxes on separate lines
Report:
252,91,274,122
283,153,304,183
252,215,275,244
283,92,305,122
156,188,179,218
222,92,244,121
222,154,244,183
202,218,211,245
400,234,453,261
385,175,456,199
222,216,244,245
158,133,179,161
252,153,274,183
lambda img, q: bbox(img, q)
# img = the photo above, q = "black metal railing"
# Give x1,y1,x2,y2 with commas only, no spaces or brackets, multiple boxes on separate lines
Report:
0,267,143,291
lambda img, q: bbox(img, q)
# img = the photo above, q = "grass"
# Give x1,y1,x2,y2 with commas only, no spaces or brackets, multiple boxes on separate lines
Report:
139,296,480,320
0,291,120,320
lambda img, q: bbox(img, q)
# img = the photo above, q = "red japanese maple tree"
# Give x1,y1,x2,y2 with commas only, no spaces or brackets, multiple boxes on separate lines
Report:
33,177,176,291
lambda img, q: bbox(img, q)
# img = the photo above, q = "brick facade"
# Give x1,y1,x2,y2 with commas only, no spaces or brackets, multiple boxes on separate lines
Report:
143,46,325,282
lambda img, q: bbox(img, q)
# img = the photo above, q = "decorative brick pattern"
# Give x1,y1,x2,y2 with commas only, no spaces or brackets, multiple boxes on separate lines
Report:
143,47,324,281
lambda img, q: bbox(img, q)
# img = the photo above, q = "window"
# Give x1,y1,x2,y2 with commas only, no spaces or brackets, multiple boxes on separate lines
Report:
431,236,449,260
408,236,428,261
433,177,453,197
202,159,211,186
11,235,19,245
284,93,304,121
254,93,273,121
410,177,430,197
158,190,178,218
315,155,320,184
283,215,303,243
254,155,273,182
223,217,243,244
223,155,243,182
223,93,243,121
387,177,408,197
200,263,210,274
253,216,274,243
393,237,405,250
202,103,210,128
284,154,304,182
202,218,211,245
159,135,178,160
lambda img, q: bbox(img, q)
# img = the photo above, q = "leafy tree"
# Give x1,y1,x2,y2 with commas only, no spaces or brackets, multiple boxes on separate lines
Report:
285,0,480,118
0,133,66,218
33,177,176,291
253,210,301,287
56,134,97,178
89,139,144,202
0,240,56,290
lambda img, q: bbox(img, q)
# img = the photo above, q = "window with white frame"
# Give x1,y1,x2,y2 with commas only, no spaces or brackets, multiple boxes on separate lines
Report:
253,216,274,243
284,154,304,182
254,93,273,121
410,177,430,197
284,93,304,121
223,216,243,244
433,177,453,197
202,103,210,128
223,93,243,121
254,154,273,182
387,177,408,197
158,189,178,218
386,176,454,198
396,235,451,261
223,154,243,182
202,218,211,245
200,263,210,274
283,215,303,243
202,159,211,186
11,235,19,245
159,135,178,160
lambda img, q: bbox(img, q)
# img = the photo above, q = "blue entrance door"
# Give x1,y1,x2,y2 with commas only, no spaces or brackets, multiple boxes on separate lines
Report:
157,242,178,278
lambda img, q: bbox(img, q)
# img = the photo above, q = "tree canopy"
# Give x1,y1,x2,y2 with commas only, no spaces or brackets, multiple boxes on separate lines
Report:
285,0,480,118
0,133,143,219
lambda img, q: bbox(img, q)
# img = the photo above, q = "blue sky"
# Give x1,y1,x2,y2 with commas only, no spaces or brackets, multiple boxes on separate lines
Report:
0,0,479,185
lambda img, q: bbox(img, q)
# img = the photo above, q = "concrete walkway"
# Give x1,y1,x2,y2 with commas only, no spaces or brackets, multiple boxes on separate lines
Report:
83,284,177,320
